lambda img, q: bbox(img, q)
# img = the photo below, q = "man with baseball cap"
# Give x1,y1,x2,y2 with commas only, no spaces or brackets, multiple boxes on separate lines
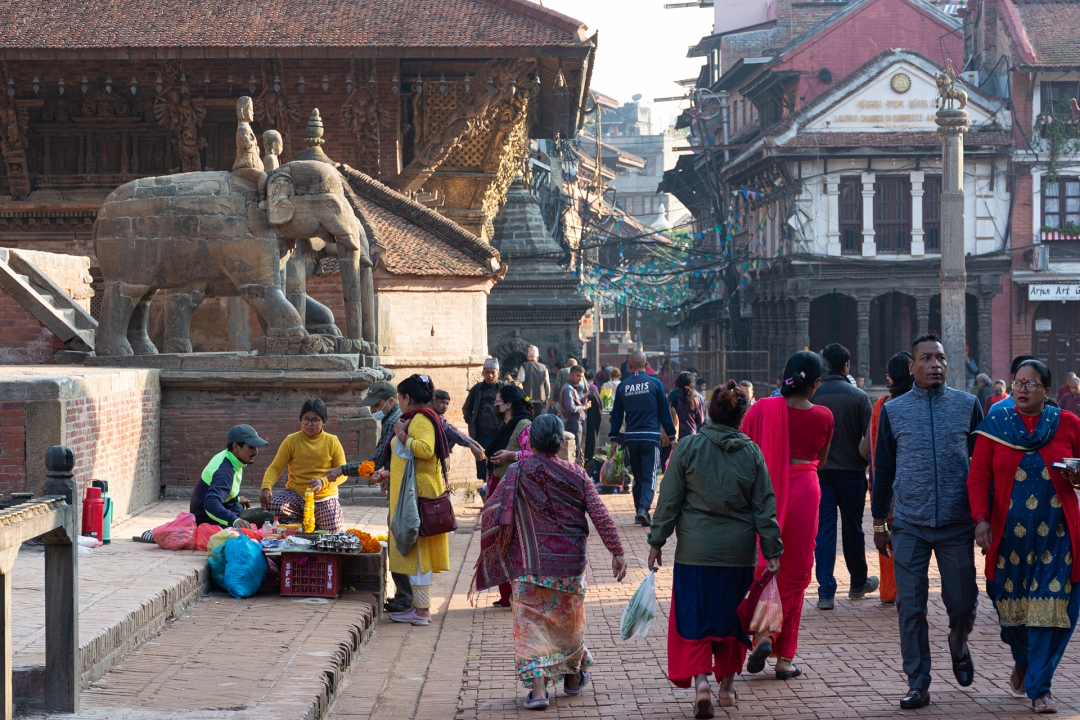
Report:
190,424,270,529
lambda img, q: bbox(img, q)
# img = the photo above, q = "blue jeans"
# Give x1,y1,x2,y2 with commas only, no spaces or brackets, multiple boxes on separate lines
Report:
815,470,869,599
892,519,978,691
625,439,661,517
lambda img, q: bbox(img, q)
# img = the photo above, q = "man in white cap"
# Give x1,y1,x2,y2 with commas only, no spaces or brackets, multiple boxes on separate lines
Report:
463,357,503,480
517,345,551,417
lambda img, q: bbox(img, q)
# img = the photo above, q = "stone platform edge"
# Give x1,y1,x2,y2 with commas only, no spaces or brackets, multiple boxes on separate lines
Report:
14,556,210,709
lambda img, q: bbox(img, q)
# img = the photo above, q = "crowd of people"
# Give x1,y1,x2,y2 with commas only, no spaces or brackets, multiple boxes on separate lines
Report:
182,337,1080,716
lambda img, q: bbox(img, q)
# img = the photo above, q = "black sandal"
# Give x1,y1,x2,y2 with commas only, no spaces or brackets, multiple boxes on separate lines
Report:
132,530,155,543
776,665,802,680
746,641,772,674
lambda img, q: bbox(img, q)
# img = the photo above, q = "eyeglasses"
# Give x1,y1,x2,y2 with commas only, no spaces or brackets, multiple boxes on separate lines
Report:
301,417,323,426
1011,380,1047,392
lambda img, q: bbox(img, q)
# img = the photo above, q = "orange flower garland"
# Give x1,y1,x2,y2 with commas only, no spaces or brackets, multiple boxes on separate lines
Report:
346,528,382,553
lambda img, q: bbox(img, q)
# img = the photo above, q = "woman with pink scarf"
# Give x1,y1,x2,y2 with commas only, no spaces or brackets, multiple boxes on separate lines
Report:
741,351,833,680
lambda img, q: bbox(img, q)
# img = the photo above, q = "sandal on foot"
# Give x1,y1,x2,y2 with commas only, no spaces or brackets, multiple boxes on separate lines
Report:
694,686,714,719
563,671,590,696
717,688,738,708
1033,693,1057,714
776,665,803,681
523,690,550,710
746,641,772,674
133,530,155,543
492,600,512,608
1009,665,1026,698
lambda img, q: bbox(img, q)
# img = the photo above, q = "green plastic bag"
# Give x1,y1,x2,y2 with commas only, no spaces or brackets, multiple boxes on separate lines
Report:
620,570,657,640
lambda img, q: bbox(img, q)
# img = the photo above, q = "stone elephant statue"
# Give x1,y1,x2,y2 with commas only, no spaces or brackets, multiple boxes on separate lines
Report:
93,160,376,356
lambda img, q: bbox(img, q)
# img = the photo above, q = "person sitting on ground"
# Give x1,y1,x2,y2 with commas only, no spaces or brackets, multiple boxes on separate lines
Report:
190,424,271,530
260,398,348,532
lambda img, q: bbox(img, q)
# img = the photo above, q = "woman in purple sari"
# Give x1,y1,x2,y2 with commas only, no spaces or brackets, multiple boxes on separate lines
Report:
472,414,627,710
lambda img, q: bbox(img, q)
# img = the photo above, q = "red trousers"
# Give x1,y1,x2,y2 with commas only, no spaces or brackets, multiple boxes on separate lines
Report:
759,463,821,659
666,597,748,687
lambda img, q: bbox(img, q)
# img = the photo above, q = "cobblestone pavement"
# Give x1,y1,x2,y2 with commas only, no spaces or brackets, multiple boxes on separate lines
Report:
331,492,1080,720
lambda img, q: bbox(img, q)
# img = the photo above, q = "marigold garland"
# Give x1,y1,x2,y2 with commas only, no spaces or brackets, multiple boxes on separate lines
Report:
346,528,382,553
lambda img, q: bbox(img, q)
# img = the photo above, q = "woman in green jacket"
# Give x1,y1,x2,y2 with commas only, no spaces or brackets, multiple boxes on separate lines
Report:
648,381,783,718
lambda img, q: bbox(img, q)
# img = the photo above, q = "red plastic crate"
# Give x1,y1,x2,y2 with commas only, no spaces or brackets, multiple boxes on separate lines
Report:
280,552,342,598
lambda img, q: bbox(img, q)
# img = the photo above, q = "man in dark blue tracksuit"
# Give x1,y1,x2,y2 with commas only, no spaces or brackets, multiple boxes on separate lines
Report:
609,351,677,527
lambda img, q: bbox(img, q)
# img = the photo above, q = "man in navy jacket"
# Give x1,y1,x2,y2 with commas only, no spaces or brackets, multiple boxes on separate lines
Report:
609,351,677,526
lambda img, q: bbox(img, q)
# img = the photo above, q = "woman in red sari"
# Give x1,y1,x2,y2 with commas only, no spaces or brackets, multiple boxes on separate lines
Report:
742,351,833,679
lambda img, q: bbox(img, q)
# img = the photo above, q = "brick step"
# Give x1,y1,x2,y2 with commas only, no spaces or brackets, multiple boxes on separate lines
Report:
11,505,211,712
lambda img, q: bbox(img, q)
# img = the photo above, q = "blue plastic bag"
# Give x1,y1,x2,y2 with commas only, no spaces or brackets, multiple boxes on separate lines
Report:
223,535,267,599
208,542,227,591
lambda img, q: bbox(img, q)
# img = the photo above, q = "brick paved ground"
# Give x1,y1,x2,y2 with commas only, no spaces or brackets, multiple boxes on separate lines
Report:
18,503,389,719
332,492,1080,720
21,492,1080,719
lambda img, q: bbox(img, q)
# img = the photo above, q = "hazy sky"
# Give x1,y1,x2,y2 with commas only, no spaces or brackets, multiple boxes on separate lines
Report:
540,0,713,127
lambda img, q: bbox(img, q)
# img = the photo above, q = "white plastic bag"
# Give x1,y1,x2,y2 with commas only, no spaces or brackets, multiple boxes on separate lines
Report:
620,570,657,640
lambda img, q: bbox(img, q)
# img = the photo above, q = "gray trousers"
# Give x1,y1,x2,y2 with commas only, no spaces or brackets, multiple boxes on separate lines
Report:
390,572,413,606
891,519,978,691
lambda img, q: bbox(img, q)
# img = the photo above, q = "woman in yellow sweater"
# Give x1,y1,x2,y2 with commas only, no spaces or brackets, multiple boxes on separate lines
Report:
376,374,452,626
260,398,348,532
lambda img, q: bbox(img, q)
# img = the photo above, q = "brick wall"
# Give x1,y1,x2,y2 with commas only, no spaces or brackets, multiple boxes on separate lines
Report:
64,383,161,520
0,289,66,364
0,368,160,525
159,377,369,495
0,401,26,494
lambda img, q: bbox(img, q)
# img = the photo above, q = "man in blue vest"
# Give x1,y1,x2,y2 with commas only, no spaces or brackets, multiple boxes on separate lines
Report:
190,424,270,529
609,351,677,527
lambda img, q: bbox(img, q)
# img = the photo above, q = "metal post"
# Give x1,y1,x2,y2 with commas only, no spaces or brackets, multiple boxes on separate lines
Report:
936,66,970,390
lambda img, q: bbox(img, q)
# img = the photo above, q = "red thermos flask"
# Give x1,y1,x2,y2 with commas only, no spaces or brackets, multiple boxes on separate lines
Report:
82,486,104,542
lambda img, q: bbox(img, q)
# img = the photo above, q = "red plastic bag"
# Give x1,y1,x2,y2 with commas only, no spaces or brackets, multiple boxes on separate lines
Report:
195,523,223,551
737,570,784,635
235,527,263,543
152,513,197,551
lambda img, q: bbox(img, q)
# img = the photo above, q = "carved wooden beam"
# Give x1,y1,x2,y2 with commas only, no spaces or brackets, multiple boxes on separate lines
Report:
0,63,30,199
390,59,535,194
341,59,390,179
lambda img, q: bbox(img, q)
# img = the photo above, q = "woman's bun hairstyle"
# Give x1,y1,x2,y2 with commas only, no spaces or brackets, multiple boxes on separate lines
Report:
708,380,750,428
780,351,826,398
398,374,435,404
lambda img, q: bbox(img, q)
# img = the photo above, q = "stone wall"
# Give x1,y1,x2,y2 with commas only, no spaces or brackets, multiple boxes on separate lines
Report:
0,367,160,525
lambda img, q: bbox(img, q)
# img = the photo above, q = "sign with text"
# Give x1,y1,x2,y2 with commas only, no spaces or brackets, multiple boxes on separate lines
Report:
1028,284,1080,301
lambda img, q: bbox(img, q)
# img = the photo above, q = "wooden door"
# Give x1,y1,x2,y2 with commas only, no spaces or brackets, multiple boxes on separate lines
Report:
1033,301,1080,387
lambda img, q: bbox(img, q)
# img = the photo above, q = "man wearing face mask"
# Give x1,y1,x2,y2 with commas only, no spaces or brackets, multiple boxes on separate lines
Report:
327,380,408,612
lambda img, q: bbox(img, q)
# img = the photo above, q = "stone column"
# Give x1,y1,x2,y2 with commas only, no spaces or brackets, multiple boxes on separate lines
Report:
977,293,993,373
795,299,810,353
826,175,841,256
916,295,931,338
226,297,250,352
861,171,877,258
910,170,925,257
937,88,970,390
857,295,872,380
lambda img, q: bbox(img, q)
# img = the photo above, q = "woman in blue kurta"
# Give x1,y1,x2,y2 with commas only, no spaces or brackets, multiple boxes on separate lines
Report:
969,359,1080,713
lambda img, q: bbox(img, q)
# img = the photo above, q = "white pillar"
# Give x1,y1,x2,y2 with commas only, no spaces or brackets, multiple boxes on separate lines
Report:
910,170,925,257
825,175,841,256
861,171,876,257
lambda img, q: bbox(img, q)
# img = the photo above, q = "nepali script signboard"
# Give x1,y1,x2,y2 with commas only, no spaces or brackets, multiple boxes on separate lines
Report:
1028,284,1080,301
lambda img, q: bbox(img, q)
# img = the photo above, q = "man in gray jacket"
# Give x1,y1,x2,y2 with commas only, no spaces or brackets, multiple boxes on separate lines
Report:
872,334,983,709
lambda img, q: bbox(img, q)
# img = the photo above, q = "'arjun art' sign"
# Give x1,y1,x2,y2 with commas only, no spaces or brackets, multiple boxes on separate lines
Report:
1028,284,1080,301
